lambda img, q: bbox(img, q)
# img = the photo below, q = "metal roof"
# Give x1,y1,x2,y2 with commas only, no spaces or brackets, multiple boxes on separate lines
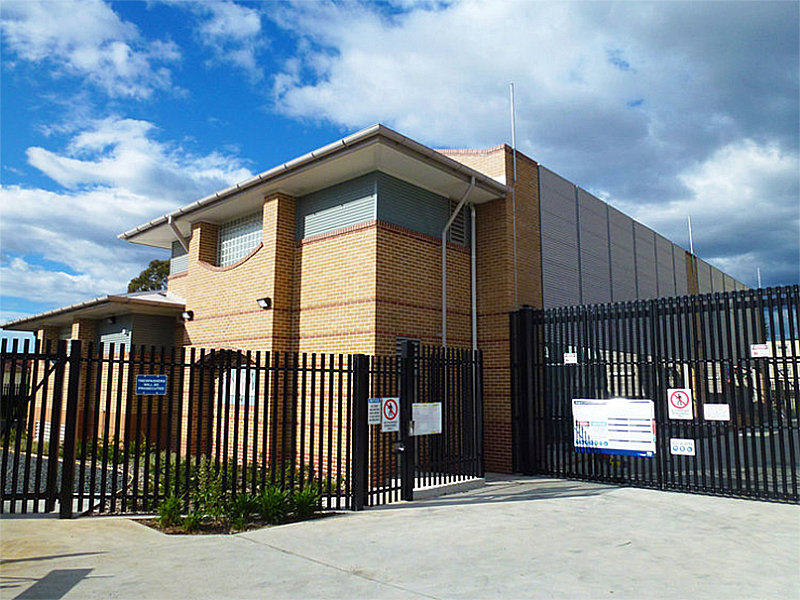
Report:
118,124,511,249
2,290,186,331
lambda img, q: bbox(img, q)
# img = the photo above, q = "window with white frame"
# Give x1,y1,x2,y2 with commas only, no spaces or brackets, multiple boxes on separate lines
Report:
217,212,262,267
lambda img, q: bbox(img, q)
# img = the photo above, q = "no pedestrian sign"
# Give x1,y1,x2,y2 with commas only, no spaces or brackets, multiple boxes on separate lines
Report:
667,388,693,420
381,397,400,433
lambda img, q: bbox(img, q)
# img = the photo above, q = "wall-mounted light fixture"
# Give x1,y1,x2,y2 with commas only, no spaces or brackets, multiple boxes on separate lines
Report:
106,316,117,324
181,310,194,321
257,297,272,310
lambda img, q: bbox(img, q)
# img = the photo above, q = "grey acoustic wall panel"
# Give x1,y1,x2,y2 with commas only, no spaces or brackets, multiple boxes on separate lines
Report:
608,205,638,302
655,233,676,297
711,265,725,293
577,188,611,304
540,167,580,308
696,259,714,293
296,173,377,239
673,245,689,296
634,222,658,299
723,274,736,292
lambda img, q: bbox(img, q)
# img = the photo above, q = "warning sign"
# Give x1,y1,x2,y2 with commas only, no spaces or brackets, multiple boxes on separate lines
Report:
750,343,771,358
563,352,578,365
703,404,731,422
668,388,693,420
381,397,399,433
411,402,442,436
368,398,382,425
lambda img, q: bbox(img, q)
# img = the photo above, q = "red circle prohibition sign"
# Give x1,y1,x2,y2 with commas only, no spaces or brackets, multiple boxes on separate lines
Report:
383,399,398,421
670,391,690,409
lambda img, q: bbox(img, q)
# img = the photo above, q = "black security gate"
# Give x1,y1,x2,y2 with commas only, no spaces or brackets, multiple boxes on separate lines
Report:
1,339,483,517
511,286,800,503
359,342,484,506
1,339,81,517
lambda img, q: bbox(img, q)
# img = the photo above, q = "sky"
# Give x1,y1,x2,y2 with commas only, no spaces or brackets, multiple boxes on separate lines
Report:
1,0,798,340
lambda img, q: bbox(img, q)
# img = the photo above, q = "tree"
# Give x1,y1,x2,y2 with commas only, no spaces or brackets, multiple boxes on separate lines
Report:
128,259,170,293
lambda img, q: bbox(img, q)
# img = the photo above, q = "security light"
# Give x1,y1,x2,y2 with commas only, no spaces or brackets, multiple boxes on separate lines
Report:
106,316,116,324
257,297,272,310
181,310,194,321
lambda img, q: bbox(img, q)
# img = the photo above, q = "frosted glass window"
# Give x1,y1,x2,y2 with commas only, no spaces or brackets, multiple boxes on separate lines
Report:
217,212,262,267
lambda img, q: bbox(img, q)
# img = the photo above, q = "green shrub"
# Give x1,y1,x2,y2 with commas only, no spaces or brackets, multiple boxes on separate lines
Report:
258,486,290,524
190,458,227,520
157,495,183,528
227,493,258,531
291,484,322,520
182,511,202,532
228,493,258,520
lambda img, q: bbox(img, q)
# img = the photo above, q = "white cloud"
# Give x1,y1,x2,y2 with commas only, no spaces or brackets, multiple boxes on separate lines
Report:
268,0,798,285
1,0,180,99
188,1,266,80
619,139,800,286
0,257,111,306
24,116,252,202
0,116,254,308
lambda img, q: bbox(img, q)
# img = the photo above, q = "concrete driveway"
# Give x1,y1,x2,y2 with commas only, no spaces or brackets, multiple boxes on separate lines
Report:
2,475,798,599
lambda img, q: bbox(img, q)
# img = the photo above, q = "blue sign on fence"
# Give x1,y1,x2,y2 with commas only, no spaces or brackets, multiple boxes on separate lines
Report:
136,374,168,395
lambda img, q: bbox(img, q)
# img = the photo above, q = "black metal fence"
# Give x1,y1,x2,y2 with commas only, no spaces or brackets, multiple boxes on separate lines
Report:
511,286,799,503
1,339,483,517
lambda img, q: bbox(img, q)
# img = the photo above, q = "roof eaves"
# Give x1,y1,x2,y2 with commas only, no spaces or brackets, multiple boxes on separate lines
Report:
117,124,508,242
1,293,185,330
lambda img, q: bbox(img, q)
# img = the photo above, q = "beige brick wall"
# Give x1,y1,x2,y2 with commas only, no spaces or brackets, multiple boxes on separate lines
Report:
442,145,543,472
293,222,378,356
160,149,545,473
375,221,471,355
173,193,296,352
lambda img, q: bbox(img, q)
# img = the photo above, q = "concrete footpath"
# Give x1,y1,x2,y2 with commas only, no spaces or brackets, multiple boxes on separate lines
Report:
1,476,798,599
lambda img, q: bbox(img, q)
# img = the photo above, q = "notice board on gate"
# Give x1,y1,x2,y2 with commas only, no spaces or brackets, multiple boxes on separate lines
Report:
572,398,656,458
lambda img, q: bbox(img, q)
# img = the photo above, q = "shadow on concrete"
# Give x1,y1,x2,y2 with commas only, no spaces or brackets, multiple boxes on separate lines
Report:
371,476,619,511
11,568,93,600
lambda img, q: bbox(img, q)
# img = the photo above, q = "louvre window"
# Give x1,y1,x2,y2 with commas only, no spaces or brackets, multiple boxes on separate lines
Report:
170,240,188,275
217,212,262,267
447,199,467,245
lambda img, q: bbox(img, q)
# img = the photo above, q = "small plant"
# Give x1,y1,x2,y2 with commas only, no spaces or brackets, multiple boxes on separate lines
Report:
182,511,202,533
191,458,227,520
291,484,322,520
227,493,258,531
157,495,183,529
258,486,290,524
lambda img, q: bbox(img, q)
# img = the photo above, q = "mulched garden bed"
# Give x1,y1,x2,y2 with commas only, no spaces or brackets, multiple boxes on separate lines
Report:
134,512,339,535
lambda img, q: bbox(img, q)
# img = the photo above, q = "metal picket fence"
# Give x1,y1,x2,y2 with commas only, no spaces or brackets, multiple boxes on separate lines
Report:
511,285,799,503
1,339,483,517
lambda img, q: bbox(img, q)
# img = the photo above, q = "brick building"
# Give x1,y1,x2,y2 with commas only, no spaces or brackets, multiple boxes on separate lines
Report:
3,124,744,472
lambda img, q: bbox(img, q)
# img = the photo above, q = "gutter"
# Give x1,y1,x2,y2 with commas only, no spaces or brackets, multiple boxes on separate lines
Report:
118,124,510,243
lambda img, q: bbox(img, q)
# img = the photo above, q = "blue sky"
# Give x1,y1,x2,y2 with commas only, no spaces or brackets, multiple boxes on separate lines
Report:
1,0,798,341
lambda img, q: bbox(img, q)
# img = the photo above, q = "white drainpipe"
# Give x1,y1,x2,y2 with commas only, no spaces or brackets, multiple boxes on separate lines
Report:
442,177,475,348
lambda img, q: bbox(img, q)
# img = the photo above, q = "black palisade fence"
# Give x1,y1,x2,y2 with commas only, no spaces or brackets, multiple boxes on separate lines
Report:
2,340,483,516
511,285,800,503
